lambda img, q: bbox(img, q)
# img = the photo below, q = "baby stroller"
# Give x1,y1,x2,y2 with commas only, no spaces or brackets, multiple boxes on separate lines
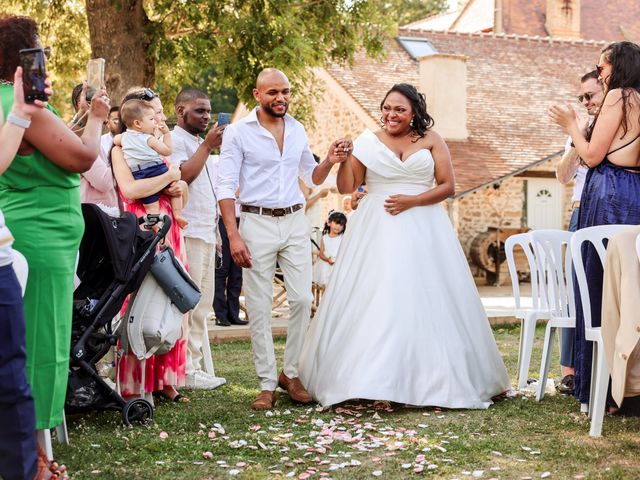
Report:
65,203,171,426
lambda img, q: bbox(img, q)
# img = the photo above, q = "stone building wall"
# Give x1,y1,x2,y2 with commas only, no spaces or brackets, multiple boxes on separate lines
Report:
455,176,525,256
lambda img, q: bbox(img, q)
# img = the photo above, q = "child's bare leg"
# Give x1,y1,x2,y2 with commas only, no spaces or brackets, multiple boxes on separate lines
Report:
170,180,189,228
177,179,189,206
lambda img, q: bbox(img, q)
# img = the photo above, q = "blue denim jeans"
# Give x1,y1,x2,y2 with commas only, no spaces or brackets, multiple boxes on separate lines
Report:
0,264,37,480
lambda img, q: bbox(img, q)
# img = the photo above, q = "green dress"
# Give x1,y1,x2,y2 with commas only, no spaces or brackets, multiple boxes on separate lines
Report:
0,84,84,429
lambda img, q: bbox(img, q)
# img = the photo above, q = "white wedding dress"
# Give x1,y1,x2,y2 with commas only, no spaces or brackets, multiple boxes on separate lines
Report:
299,129,511,409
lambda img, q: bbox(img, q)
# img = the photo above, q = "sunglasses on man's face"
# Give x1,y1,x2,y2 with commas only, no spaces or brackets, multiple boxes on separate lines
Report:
578,92,598,103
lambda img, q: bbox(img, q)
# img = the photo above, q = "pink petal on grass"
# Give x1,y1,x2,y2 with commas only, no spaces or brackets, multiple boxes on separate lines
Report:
159,431,169,440
202,451,213,459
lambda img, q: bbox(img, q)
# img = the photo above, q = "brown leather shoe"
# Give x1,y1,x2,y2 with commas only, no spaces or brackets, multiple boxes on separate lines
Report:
251,390,276,410
278,372,312,404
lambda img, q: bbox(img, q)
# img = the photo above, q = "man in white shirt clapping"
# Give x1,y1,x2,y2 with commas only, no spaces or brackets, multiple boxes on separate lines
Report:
217,69,350,410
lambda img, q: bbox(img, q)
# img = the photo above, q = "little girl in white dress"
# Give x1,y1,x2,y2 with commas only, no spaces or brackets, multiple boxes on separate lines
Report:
313,211,347,287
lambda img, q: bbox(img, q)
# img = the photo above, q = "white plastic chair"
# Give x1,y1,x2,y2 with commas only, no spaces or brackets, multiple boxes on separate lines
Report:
505,232,549,389
571,224,637,437
530,230,575,401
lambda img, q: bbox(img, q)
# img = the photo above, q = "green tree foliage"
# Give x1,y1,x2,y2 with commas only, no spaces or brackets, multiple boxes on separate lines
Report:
146,0,396,118
4,1,447,119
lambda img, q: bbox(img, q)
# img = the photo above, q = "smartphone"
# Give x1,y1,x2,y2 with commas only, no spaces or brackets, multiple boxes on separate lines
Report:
217,112,231,126
87,58,105,91
19,48,48,103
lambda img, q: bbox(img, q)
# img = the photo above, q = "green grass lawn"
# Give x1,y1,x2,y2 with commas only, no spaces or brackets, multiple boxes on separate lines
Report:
56,324,640,479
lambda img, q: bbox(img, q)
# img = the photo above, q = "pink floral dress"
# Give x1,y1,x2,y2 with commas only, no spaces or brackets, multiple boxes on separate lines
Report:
117,190,188,395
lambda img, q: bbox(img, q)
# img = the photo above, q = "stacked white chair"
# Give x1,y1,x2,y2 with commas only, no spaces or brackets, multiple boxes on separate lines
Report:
505,232,549,389
530,230,575,401
571,224,636,437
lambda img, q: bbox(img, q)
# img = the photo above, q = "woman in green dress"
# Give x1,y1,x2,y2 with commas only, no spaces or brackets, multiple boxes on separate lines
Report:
0,15,109,441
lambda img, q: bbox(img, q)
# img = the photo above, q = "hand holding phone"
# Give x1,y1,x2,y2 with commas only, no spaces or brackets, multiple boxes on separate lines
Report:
11,66,52,117
19,48,48,104
87,58,105,91
217,112,231,126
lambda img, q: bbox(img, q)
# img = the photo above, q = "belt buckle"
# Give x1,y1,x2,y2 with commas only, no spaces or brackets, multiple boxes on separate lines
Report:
271,208,286,217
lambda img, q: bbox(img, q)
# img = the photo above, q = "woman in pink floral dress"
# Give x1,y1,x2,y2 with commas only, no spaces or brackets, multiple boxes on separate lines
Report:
111,88,189,401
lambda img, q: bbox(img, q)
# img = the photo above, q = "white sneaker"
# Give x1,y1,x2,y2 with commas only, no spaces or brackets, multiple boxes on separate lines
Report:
185,370,226,390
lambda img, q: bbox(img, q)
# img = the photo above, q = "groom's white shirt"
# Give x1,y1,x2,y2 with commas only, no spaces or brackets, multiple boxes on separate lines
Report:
216,107,319,208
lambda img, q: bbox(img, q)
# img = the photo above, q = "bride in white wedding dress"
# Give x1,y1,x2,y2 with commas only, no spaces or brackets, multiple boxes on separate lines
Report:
299,84,510,409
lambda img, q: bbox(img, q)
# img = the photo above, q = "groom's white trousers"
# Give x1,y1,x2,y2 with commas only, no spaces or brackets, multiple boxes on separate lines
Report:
239,209,313,391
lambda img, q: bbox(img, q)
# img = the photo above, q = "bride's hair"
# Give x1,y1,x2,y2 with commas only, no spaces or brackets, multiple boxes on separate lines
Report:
380,84,434,139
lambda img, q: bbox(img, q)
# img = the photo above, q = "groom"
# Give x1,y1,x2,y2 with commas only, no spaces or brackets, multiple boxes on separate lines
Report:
217,68,349,409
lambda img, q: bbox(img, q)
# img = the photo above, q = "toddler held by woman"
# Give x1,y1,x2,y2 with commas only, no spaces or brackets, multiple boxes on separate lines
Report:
116,99,188,227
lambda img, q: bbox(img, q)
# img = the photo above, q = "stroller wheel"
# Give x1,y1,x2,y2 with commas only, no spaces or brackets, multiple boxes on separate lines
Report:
122,398,154,426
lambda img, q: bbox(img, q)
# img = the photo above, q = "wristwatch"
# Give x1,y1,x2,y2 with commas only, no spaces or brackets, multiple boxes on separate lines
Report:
7,112,31,129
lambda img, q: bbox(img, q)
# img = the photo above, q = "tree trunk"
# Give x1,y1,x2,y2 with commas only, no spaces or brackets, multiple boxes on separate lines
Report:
85,0,154,105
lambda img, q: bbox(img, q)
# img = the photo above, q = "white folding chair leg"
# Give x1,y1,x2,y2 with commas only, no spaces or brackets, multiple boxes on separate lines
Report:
587,343,598,419
55,413,69,445
518,313,538,390
37,429,53,461
516,320,524,375
536,324,557,401
589,341,610,437
202,329,214,376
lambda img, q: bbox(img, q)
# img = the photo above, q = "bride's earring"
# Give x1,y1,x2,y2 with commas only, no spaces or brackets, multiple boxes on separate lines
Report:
410,117,415,127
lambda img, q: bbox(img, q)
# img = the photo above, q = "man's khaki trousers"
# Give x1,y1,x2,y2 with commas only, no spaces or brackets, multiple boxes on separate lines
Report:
240,209,313,391
184,236,216,376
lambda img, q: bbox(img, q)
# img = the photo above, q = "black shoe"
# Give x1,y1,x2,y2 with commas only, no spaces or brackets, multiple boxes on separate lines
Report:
215,318,231,327
228,318,248,326
557,374,575,395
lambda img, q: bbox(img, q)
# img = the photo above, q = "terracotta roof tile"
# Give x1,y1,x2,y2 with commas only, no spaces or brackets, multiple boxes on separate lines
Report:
325,30,605,196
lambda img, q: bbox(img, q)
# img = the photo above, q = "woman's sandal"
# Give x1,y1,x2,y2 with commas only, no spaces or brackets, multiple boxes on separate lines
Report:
153,390,190,403
36,447,69,480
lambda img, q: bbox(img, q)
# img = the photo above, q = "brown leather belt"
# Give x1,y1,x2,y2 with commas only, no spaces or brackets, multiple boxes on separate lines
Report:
241,204,303,217
572,200,581,209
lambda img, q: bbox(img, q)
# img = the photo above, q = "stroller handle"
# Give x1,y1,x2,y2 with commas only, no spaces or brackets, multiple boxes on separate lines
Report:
139,214,172,240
